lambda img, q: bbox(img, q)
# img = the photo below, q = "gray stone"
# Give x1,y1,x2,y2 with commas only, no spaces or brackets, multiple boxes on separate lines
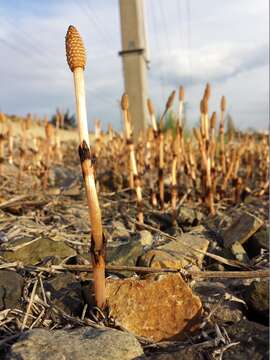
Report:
0,270,24,310
192,281,245,323
98,170,124,192
223,320,269,360
110,221,130,242
147,347,204,360
245,226,269,257
178,207,204,227
107,239,144,267
50,165,77,188
42,272,83,316
7,327,144,360
1,238,76,264
147,320,269,360
222,211,263,248
243,280,269,323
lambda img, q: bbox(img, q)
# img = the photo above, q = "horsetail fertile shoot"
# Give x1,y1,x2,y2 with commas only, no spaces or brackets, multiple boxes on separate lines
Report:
65,25,106,310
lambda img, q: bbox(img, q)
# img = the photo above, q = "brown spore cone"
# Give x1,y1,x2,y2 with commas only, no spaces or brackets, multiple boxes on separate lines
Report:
65,25,86,72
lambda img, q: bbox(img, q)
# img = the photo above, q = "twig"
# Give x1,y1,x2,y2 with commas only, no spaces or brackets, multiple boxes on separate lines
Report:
0,195,31,209
21,279,38,330
3,261,267,279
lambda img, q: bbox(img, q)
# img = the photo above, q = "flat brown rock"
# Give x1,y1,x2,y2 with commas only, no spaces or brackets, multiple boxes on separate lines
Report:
223,211,264,248
138,233,209,270
106,274,202,342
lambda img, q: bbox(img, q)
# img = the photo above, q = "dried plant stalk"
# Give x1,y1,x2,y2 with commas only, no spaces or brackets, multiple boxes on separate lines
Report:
158,130,164,209
193,127,215,214
7,124,13,165
43,122,54,189
121,93,144,223
147,98,158,134
54,113,62,162
178,85,185,128
0,134,4,176
171,146,178,225
220,95,226,175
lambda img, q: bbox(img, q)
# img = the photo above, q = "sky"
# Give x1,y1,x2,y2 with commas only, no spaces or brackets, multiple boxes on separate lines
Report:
0,0,269,131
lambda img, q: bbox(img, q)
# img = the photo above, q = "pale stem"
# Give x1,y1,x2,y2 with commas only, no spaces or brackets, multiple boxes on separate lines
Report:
73,68,90,147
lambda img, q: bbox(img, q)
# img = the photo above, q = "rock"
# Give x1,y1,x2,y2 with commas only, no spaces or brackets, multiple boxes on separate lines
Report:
110,221,130,242
42,273,83,316
138,249,184,270
147,347,204,360
50,165,77,188
222,320,269,359
137,230,153,246
106,274,202,342
0,231,8,244
107,239,144,267
243,280,269,324
98,170,124,192
7,327,144,360
149,320,270,360
47,187,61,196
231,241,249,263
0,270,24,310
64,207,90,233
178,207,204,228
1,238,76,264
61,184,81,197
222,211,263,248
244,226,269,257
138,233,209,270
192,281,245,323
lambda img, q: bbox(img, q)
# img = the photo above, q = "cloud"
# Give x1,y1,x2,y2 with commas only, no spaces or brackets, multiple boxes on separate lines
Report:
151,43,269,87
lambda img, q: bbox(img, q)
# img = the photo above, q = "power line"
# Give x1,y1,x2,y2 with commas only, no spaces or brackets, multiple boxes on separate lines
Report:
0,19,58,70
86,89,116,107
150,2,166,102
69,0,118,107
86,0,115,45
186,0,193,84
157,0,173,89
158,0,172,61
0,36,30,59
72,0,116,57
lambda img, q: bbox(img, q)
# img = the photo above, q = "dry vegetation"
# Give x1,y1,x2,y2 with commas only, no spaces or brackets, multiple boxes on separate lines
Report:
0,26,269,360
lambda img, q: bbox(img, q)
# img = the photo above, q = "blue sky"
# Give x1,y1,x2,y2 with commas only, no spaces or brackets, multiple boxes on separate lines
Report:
0,0,268,130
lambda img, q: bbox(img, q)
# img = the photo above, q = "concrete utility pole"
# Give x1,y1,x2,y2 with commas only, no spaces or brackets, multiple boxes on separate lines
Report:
119,0,149,139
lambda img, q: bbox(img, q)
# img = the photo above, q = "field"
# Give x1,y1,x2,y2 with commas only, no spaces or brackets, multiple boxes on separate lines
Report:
0,88,269,359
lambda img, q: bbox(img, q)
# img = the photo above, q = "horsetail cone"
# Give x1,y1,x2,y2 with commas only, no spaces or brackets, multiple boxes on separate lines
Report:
45,122,54,139
203,96,208,114
166,90,176,109
179,86,185,101
65,25,89,146
210,112,217,128
221,95,226,112
147,98,155,115
200,99,205,114
65,25,86,72
204,83,211,100
121,93,129,111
